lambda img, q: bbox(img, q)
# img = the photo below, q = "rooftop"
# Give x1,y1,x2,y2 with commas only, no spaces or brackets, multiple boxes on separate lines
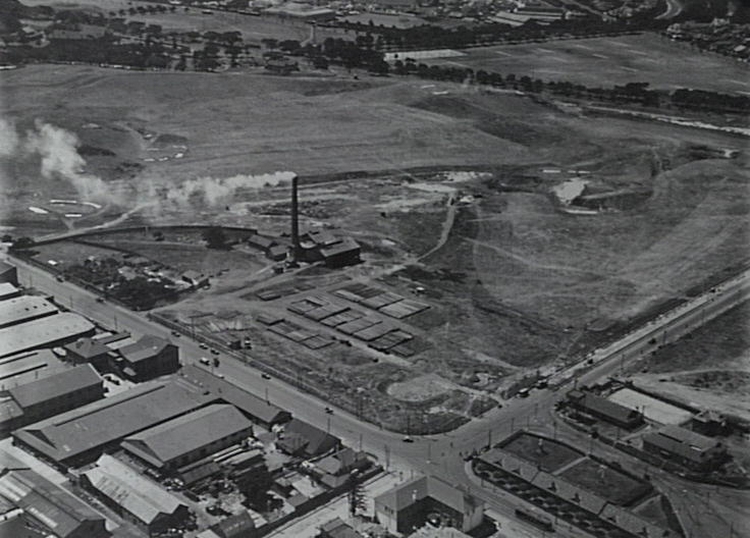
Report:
0,467,108,538
119,335,172,364
568,390,641,425
83,455,187,525
122,404,253,468
375,475,483,515
9,364,102,410
0,312,95,359
0,296,58,329
0,283,20,300
279,418,339,456
13,380,212,463
320,237,360,258
0,349,65,385
64,337,110,360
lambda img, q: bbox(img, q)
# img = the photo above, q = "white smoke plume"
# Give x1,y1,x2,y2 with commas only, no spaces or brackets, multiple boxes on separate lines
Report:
0,118,19,157
164,171,296,207
23,119,109,199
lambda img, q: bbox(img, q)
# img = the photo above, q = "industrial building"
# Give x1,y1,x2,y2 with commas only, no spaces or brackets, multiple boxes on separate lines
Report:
0,462,110,538
0,282,21,301
64,337,112,369
181,364,292,427
277,418,340,457
312,448,371,488
116,334,180,381
121,404,254,471
0,312,95,358
0,260,18,285
567,389,644,430
81,454,190,537
0,348,66,386
642,425,728,471
0,295,58,329
374,475,485,535
0,364,103,433
12,381,213,467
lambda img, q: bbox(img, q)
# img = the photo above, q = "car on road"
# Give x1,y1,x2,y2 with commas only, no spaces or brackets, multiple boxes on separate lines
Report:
324,407,334,414
56,275,65,282
402,436,414,443
171,330,181,337
95,297,104,303
210,349,220,355
199,357,211,366
517,388,530,398
261,373,272,380
199,343,208,350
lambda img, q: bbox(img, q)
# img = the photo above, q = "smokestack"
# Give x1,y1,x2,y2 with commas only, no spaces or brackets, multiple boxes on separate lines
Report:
291,174,300,261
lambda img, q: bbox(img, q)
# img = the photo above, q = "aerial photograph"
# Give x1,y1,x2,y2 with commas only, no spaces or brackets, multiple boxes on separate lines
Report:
0,0,747,536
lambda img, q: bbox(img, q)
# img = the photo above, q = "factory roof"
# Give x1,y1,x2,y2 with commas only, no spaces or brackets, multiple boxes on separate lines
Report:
320,237,360,258
13,381,212,464
376,475,483,514
0,296,57,329
8,364,102,410
0,283,20,301
0,467,108,538
83,455,187,525
181,364,291,425
0,349,65,385
121,404,253,468
643,425,722,463
0,312,95,359
567,390,641,425
119,335,172,364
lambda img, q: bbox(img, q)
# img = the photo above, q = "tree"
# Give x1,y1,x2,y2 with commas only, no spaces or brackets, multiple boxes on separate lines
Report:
348,474,366,517
202,227,228,249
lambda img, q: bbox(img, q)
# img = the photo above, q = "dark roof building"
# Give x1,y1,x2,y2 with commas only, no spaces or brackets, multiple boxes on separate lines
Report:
567,389,644,430
0,467,110,538
320,237,361,268
375,475,484,535
121,404,253,471
319,517,365,538
277,418,340,457
82,455,189,536
181,364,291,427
117,335,180,382
313,448,371,488
208,512,256,538
12,381,212,466
64,337,111,367
0,260,18,286
642,425,728,471
3,364,104,430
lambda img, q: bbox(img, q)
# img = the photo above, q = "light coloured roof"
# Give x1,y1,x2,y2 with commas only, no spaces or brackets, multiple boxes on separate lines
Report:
64,337,110,359
0,349,64,385
119,335,171,364
0,283,19,300
9,364,102,410
0,296,57,329
375,475,483,514
84,455,187,525
0,313,94,358
12,381,213,463
121,404,252,468
0,467,106,538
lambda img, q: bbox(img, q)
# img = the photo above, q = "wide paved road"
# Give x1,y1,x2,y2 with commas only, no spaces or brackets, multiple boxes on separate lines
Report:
10,254,749,537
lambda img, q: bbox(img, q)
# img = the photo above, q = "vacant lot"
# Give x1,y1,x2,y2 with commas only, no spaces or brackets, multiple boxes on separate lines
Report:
560,459,652,506
427,33,750,94
500,432,582,473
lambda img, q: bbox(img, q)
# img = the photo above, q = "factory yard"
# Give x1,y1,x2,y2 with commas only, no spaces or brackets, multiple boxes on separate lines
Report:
426,32,750,95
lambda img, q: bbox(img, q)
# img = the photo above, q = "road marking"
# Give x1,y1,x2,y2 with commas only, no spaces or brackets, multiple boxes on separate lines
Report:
592,53,608,59
493,50,514,57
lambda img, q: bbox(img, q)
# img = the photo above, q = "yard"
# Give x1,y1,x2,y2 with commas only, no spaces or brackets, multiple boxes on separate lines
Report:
499,432,583,473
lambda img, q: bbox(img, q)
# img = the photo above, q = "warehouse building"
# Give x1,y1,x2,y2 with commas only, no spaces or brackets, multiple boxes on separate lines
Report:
277,418,340,457
116,335,180,382
0,295,58,330
0,282,21,301
64,337,112,370
0,312,96,358
12,381,213,467
0,348,65,386
82,454,190,537
0,364,103,433
375,475,484,535
567,389,644,430
121,404,253,472
0,464,110,538
642,425,728,471
0,261,18,286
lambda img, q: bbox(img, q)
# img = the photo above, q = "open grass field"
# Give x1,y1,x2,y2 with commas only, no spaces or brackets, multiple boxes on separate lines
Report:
559,459,652,506
500,432,583,472
427,33,750,94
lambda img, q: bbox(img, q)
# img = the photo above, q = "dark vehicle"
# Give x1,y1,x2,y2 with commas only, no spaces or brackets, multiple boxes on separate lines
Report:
261,373,272,380
402,436,414,443
324,407,333,414
56,275,65,282
171,330,181,337
210,349,220,355
95,297,105,303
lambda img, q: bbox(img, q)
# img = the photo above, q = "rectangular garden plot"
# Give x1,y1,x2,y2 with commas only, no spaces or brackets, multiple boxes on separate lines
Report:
337,317,381,335
256,313,284,326
354,323,399,342
369,330,413,351
379,299,430,319
361,291,403,310
321,309,364,327
304,302,349,321
303,335,335,349
288,297,326,315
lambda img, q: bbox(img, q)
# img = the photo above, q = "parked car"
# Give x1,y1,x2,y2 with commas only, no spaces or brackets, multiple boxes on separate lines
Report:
199,357,210,366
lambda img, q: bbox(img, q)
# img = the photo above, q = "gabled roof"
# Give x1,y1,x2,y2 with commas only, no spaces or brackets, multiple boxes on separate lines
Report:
210,511,255,538
279,419,339,456
119,335,172,364
12,381,212,463
315,448,368,476
0,313,94,359
568,390,641,424
320,237,360,258
643,425,722,463
375,475,483,515
64,337,110,359
84,455,187,525
9,364,102,409
0,467,108,538
122,404,253,467
531,471,608,515
181,364,291,425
